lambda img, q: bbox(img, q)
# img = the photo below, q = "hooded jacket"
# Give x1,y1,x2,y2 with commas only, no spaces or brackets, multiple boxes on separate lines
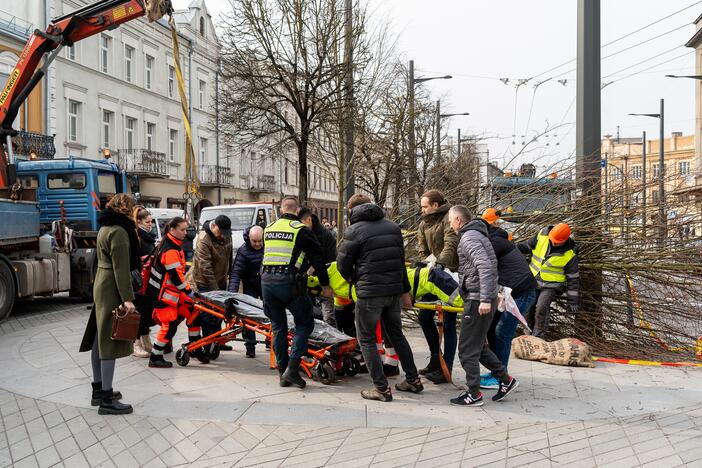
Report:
336,203,410,299
486,224,536,297
456,219,499,302
310,213,337,264
518,225,579,305
138,226,157,258
187,222,233,291
228,226,264,298
417,203,459,270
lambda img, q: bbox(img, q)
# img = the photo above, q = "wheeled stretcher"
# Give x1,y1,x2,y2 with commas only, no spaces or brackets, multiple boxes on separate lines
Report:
175,291,361,384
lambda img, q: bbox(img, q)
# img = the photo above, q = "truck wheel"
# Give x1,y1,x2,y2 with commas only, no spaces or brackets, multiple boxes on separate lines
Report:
0,261,16,321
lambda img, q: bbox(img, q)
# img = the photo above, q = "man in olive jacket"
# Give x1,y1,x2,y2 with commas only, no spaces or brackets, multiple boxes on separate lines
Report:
417,189,458,271
187,215,233,341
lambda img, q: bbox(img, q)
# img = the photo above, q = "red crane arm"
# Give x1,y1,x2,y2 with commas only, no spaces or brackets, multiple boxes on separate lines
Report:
0,0,171,188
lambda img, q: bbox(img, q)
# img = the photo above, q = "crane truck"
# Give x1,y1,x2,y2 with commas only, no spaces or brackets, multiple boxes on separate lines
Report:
0,0,172,319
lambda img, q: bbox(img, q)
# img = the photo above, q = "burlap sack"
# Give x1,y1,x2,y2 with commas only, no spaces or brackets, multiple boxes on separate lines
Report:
512,335,595,368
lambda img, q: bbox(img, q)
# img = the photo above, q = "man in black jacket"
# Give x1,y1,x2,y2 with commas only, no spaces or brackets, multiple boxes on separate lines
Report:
228,225,264,357
479,209,537,389
337,194,422,402
299,208,338,327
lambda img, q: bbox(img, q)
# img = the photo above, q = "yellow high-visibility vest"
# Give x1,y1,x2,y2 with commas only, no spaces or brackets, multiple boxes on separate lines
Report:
263,218,305,268
529,231,575,284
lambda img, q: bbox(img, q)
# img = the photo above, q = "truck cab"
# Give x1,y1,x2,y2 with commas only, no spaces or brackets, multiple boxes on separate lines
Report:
15,157,128,232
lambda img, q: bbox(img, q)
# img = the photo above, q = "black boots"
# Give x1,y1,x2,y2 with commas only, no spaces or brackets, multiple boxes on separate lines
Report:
278,368,291,388
149,354,173,368
97,389,133,415
91,382,122,406
281,359,306,388
419,354,440,375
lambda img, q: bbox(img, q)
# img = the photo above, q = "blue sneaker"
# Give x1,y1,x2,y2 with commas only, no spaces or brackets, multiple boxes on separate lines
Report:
480,372,491,380
480,375,500,390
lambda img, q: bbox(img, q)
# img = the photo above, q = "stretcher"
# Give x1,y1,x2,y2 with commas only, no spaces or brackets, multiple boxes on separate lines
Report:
175,291,361,385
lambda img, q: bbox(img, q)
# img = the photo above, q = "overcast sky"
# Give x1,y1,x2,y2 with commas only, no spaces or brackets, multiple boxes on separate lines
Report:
187,0,699,173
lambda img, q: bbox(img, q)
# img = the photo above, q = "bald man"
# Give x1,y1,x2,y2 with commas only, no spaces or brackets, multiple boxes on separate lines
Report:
228,225,265,357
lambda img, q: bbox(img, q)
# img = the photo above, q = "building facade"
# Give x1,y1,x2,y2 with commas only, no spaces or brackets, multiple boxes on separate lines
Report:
601,133,698,239
0,2,46,141
2,0,339,216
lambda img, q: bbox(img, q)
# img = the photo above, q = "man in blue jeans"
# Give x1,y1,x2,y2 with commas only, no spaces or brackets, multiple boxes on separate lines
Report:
261,196,332,389
480,208,537,389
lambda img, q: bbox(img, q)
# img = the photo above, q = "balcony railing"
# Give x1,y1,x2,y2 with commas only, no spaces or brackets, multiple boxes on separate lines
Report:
249,175,276,193
0,10,33,40
115,149,168,178
12,131,56,160
200,165,233,186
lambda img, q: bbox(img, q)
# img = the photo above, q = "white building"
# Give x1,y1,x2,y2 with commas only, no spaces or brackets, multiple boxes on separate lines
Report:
2,0,339,216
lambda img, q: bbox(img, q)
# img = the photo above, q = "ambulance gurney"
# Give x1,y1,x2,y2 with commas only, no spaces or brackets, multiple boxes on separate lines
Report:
176,291,360,384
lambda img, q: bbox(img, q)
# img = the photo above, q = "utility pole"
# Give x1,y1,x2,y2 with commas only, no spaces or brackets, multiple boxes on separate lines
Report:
604,151,608,228
457,128,461,157
215,58,221,205
575,0,602,332
435,100,441,164
642,131,647,242
408,60,417,197
344,0,355,205
658,98,666,245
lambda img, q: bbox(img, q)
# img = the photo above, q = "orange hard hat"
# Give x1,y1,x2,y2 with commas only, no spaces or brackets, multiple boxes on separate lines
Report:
549,223,572,244
482,208,501,224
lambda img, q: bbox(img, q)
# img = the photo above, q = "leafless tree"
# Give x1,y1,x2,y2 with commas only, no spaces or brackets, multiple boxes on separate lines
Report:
219,0,366,203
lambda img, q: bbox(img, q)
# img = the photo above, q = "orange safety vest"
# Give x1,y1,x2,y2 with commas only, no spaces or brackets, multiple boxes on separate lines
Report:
151,233,189,307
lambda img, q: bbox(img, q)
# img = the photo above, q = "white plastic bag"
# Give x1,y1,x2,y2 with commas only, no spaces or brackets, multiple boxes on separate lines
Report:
497,286,531,332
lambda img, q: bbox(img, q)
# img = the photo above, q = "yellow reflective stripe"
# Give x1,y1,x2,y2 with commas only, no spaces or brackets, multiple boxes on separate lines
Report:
448,288,460,305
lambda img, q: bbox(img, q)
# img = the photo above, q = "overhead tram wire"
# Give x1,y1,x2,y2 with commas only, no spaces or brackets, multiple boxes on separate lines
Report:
530,0,701,80
551,23,691,80
602,45,682,79
603,51,692,88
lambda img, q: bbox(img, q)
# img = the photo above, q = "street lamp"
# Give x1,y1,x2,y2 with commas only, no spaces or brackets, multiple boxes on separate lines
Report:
408,60,452,195
665,74,702,79
435,99,469,163
628,98,665,245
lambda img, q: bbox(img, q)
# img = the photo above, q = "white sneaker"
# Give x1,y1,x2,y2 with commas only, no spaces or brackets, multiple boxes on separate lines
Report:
132,338,149,358
141,335,153,353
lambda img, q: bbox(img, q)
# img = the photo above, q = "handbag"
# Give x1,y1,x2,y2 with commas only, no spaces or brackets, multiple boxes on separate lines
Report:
111,303,141,341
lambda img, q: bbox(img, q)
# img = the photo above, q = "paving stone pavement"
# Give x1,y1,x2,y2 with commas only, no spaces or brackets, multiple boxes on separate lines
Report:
1,297,702,467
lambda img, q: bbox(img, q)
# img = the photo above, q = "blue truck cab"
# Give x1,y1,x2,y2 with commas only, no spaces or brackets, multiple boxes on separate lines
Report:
15,157,128,232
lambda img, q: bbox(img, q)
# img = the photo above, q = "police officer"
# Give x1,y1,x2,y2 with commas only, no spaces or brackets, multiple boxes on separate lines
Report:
262,196,332,388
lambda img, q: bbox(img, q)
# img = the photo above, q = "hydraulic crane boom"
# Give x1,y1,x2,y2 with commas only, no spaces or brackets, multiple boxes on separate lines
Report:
0,0,171,188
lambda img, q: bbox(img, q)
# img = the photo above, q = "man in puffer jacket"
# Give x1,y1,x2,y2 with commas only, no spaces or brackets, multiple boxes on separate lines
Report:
448,205,519,408
337,194,422,402
228,225,264,357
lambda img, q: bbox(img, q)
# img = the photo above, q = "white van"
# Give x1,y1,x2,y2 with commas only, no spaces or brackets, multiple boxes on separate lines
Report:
199,203,276,251
148,208,186,242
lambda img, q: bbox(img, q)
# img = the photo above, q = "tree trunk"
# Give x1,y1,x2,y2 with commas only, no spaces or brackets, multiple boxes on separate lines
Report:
297,139,308,204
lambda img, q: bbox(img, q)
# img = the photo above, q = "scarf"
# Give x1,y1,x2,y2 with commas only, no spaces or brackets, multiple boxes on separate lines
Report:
98,208,141,271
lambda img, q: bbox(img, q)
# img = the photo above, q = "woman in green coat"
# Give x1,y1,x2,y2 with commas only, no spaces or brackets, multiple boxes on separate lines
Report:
79,193,141,415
